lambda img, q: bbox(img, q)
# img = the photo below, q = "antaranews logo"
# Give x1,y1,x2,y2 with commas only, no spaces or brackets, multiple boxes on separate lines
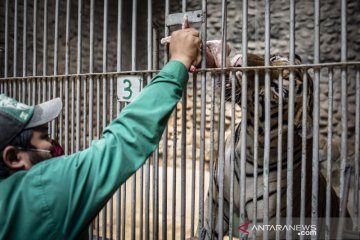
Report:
238,222,317,238
238,222,250,235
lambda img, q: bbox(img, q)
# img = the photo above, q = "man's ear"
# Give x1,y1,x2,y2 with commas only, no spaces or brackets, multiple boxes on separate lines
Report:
2,146,31,170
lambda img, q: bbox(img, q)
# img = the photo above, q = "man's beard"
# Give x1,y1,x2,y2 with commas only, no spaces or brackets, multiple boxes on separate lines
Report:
28,151,52,165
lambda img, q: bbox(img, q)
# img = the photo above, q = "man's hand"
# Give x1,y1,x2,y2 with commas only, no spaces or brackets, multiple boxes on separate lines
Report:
169,28,202,70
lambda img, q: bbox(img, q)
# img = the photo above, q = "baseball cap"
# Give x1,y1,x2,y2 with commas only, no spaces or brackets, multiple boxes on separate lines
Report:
0,94,62,151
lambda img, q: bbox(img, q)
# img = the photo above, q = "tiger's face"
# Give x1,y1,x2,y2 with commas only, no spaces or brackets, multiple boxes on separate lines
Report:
228,53,313,138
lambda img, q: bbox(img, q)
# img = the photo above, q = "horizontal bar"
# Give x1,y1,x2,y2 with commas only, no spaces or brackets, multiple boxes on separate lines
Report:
3,62,360,81
165,10,203,26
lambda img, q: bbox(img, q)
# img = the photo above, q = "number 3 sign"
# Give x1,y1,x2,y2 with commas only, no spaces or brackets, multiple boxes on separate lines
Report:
117,76,142,102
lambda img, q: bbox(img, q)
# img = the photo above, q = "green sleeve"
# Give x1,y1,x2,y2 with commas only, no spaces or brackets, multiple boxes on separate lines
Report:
41,61,189,238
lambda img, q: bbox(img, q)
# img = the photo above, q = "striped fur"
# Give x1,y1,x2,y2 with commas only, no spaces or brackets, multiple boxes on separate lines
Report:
201,53,349,239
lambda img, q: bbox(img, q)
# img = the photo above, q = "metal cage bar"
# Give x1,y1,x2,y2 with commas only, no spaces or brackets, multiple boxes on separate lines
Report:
4,0,9,80
286,1,296,237
102,0,109,238
229,70,235,240
190,74,197,238
13,0,18,78
263,1,271,240
198,0,207,236
217,0,228,238
239,0,248,238
355,68,360,231
312,1,320,238
276,72,283,240
207,73,216,237
339,0,348,210
22,0,28,103
325,68,334,240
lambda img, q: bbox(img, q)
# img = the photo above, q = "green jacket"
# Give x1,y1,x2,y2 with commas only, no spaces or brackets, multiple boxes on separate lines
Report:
0,61,188,239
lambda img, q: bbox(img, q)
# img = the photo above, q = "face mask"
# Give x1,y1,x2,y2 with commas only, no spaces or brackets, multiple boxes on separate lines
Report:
17,139,65,158
50,139,65,157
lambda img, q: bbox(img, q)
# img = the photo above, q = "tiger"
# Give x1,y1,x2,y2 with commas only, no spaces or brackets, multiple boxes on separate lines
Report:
200,52,353,239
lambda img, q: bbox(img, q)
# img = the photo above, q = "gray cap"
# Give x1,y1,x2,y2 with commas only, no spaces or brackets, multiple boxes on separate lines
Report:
0,94,62,150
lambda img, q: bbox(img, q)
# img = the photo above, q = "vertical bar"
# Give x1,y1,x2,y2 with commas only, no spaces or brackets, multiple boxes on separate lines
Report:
239,0,248,238
131,0,137,72
161,0,169,238
88,5,95,238
180,2,187,240
325,68,333,239
354,68,360,231
130,1,137,239
153,149,159,239
190,75,197,238
22,0,28,104
180,77,187,240
138,167,143,240
207,74,216,236
101,0,108,238
198,73,206,236
23,0,27,77
152,26,159,240
116,1,123,239
217,1,228,238
32,0,37,103
162,128,168,240
253,70,259,240
276,73,283,240
95,81,100,237
339,0,348,209
43,0,48,76
14,0,18,77
198,0,207,235
18,78,22,102
337,166,352,240
27,80,31,105
109,75,114,240
263,1,271,239
145,1,152,240
116,0,123,240
11,0,18,99
162,0,169,239
144,157,150,240
4,0,9,81
286,1,296,238
82,76,87,149
64,0,70,155
312,0,320,236
76,0,82,151
228,71,235,240
32,79,36,107
32,0,37,77
53,0,59,76
171,107,177,240
71,88,75,154
145,157,151,240
217,74,225,239
299,71,309,240
143,8,151,240
121,183,126,240
51,0,59,139
171,85,177,240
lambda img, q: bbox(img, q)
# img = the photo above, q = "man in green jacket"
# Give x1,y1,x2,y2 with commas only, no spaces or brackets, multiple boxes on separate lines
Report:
0,28,201,239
